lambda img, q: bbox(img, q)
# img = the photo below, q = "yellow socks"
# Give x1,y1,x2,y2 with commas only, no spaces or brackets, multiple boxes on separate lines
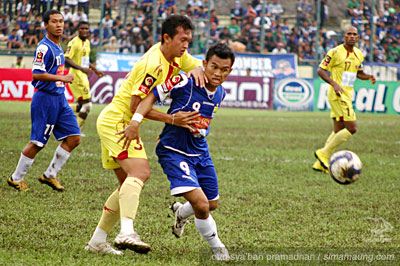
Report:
77,116,85,128
98,189,120,233
69,102,78,112
325,131,336,146
320,128,352,156
119,177,143,220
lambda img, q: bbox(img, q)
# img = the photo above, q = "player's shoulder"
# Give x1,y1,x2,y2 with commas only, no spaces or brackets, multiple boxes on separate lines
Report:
68,36,80,46
328,44,344,57
353,47,364,59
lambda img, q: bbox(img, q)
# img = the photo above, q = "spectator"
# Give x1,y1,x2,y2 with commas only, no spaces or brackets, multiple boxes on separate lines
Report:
72,8,88,27
17,15,30,35
391,24,400,43
61,6,74,24
346,0,361,18
219,27,231,42
142,0,153,16
230,0,243,21
187,0,202,13
165,0,176,13
3,0,14,20
131,26,145,53
202,0,214,14
91,32,100,47
17,0,32,20
66,0,78,13
103,35,119,52
228,18,240,39
389,41,400,62
386,8,398,32
296,0,312,26
15,24,24,41
281,18,290,36
253,11,272,30
264,29,276,52
0,13,11,37
119,0,132,26
133,8,145,26
78,0,89,15
117,30,131,53
103,0,112,16
272,42,287,54
56,0,64,11
61,20,76,42
238,22,252,46
210,9,219,25
208,22,219,44
8,28,24,51
287,32,299,53
25,23,38,47
243,2,257,22
112,16,123,37
268,0,284,21
11,55,26,68
101,13,113,36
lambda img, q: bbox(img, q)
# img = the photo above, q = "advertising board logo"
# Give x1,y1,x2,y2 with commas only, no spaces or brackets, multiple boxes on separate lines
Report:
274,78,314,111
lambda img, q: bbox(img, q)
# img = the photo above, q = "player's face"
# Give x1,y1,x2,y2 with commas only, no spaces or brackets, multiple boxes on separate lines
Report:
203,55,233,88
46,14,64,37
78,24,90,39
343,28,359,47
168,26,192,57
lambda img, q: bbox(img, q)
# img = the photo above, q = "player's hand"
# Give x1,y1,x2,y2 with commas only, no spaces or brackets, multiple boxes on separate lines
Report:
115,121,140,150
81,67,92,76
172,111,200,132
63,74,74,83
369,75,376,85
333,83,344,97
187,66,208,88
95,69,105,78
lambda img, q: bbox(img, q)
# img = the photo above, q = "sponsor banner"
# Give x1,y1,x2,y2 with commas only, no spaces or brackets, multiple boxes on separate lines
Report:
96,52,298,79
0,68,74,102
314,79,400,115
88,72,274,109
273,77,314,111
364,63,400,82
222,76,273,109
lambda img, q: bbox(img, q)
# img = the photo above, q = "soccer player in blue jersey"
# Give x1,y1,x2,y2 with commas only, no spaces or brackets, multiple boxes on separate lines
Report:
118,43,234,260
7,10,81,191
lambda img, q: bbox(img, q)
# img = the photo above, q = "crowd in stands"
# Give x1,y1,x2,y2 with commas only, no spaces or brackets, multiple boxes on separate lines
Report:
0,0,400,63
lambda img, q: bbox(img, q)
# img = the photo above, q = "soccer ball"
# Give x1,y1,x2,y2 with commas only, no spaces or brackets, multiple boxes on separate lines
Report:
329,150,362,185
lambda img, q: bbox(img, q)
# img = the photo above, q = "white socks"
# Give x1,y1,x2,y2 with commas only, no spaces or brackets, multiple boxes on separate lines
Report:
120,217,134,235
195,215,224,248
12,153,34,182
178,202,195,219
44,145,71,178
89,226,108,245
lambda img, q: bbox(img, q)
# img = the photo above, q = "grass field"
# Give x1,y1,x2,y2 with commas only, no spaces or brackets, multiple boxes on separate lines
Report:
0,101,399,265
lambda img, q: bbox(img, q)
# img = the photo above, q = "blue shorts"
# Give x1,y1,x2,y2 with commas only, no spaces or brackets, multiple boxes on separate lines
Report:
30,90,80,147
156,143,219,200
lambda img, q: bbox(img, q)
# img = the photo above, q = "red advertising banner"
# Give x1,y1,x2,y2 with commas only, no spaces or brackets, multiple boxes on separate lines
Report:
89,72,274,109
0,68,74,102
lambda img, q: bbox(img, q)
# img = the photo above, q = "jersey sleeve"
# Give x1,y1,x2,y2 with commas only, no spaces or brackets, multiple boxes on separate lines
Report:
153,74,189,102
179,50,202,73
64,39,75,59
130,62,161,99
32,44,50,73
319,48,335,71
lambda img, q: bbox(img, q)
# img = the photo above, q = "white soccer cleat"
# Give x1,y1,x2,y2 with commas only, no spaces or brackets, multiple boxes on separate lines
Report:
212,247,230,261
171,202,189,238
114,232,151,254
85,242,123,255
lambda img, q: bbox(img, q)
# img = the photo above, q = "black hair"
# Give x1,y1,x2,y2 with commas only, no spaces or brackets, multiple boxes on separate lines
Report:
77,21,89,28
161,14,194,44
205,42,235,65
43,10,62,24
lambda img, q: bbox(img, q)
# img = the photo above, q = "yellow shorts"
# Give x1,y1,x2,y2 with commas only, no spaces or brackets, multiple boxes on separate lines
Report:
329,98,356,122
97,103,147,170
69,77,91,101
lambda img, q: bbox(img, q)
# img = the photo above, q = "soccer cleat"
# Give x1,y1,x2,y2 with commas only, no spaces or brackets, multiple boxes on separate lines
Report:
114,232,151,254
312,160,329,174
7,177,29,191
171,202,189,238
212,247,230,261
85,242,123,255
314,149,330,170
38,175,65,191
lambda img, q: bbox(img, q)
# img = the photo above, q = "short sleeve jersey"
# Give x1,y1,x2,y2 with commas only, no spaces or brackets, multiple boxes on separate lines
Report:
111,42,201,117
32,36,66,95
319,44,364,101
65,36,91,83
153,74,226,156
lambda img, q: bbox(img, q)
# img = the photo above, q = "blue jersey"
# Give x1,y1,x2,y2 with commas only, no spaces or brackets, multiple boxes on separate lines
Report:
153,74,226,156
32,36,66,95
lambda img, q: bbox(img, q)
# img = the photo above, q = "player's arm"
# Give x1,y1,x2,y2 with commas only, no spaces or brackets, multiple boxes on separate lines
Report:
32,72,74,83
89,63,104,77
317,67,344,97
357,70,376,84
65,57,91,75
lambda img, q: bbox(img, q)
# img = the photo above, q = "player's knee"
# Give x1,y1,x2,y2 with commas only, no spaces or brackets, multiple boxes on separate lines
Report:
208,200,218,211
68,135,81,148
192,199,210,218
347,125,357,134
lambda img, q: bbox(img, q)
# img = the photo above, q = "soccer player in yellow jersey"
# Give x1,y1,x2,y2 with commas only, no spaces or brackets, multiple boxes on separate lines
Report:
313,26,376,173
85,15,206,255
65,21,104,136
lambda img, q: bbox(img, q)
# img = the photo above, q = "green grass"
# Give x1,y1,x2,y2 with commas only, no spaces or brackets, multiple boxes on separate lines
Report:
0,101,399,265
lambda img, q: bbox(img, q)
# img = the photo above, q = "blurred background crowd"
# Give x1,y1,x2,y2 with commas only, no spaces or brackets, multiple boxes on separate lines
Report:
1,0,400,63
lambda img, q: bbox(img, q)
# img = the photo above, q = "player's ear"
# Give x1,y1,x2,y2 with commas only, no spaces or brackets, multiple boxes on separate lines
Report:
202,59,207,69
163,33,171,44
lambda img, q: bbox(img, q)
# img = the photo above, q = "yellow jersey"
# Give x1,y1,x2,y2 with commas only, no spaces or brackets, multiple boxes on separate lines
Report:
111,42,201,117
319,44,364,102
65,36,91,84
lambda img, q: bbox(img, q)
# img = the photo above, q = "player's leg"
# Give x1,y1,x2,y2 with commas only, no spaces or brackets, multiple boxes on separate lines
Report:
113,157,151,253
316,99,355,169
313,130,335,173
8,91,54,191
40,96,81,191
75,99,92,130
